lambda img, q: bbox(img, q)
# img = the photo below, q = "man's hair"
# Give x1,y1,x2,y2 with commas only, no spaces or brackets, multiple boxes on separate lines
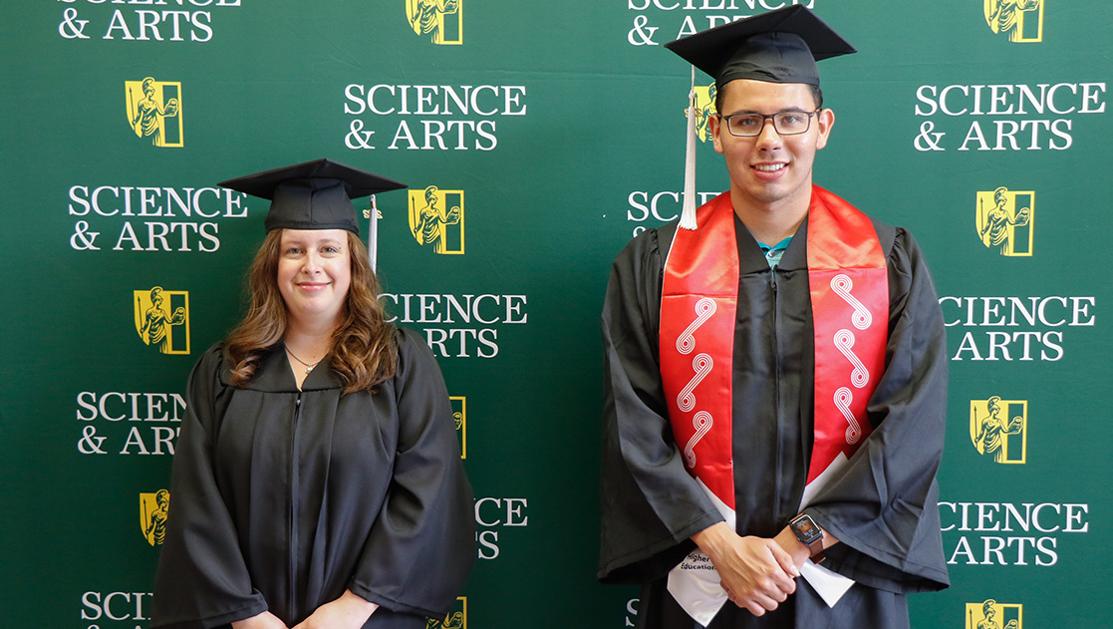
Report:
714,83,824,113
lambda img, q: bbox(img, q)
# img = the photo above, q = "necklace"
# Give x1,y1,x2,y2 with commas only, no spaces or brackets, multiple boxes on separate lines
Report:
285,347,324,376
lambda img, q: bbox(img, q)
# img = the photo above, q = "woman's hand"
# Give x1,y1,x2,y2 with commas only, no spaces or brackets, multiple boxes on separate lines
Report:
231,611,288,629
292,589,378,629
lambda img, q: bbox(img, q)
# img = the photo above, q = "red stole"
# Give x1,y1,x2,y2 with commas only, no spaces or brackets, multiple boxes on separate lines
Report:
659,185,889,513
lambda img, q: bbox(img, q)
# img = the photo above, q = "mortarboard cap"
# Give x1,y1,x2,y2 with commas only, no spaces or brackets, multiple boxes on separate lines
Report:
219,158,405,235
220,158,405,271
665,7,854,231
666,5,855,90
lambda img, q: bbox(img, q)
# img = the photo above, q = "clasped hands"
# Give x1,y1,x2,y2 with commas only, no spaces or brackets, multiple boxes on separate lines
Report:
692,521,819,617
231,589,378,629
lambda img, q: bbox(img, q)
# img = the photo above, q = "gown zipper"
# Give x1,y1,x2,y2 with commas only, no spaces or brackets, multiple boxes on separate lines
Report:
288,392,302,623
770,267,784,525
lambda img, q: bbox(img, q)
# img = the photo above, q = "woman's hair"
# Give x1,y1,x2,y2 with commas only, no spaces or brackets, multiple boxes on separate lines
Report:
224,230,398,394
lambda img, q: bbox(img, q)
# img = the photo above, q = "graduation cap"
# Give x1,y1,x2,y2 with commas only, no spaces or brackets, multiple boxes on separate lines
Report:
219,158,406,270
664,6,855,229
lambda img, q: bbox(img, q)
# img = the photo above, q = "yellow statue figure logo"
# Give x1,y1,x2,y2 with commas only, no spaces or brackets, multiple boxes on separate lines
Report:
406,0,463,45
976,187,1034,257
426,597,467,628
125,77,184,148
969,397,1028,464
984,0,1044,43
409,186,465,255
686,82,718,143
134,286,191,355
450,396,467,460
139,489,171,547
966,598,1023,629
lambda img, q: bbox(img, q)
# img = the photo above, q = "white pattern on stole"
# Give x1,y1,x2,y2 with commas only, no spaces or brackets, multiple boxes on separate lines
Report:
676,298,716,355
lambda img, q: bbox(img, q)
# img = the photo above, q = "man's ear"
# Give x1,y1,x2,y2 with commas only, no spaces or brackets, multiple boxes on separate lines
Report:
709,114,724,154
815,108,835,150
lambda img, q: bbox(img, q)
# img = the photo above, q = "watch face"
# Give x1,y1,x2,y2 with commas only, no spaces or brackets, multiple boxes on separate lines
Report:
792,515,822,544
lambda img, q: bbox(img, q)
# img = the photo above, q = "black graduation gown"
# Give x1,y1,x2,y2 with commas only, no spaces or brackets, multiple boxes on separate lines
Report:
598,213,950,629
151,328,475,628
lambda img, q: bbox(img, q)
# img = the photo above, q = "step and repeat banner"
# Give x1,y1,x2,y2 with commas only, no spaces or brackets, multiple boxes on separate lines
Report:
2,1,1110,627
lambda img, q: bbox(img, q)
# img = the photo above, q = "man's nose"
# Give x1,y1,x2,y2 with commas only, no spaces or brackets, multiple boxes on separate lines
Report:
754,117,784,149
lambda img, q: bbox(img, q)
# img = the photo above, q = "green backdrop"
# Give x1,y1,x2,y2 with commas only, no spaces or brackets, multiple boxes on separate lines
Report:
2,1,1110,627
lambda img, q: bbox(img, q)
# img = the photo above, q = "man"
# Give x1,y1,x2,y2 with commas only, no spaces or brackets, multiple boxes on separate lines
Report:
599,7,949,628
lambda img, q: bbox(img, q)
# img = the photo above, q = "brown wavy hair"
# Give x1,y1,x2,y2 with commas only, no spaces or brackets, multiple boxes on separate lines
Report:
224,230,397,394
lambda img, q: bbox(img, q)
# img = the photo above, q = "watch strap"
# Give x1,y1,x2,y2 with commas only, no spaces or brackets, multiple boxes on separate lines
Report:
790,514,826,563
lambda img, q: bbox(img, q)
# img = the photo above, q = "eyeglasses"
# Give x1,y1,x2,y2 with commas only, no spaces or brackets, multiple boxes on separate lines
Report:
719,110,821,137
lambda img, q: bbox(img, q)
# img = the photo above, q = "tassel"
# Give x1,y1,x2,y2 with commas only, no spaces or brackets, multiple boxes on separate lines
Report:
679,66,699,230
367,194,379,272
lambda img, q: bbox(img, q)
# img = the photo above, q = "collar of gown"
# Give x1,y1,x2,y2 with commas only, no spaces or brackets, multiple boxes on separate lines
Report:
732,213,809,272
219,342,345,393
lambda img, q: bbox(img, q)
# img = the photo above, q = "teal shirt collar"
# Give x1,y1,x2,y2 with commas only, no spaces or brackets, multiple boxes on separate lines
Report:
756,236,793,269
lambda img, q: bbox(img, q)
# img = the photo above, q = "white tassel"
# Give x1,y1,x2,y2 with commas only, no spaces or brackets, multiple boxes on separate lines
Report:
679,66,699,230
367,194,379,272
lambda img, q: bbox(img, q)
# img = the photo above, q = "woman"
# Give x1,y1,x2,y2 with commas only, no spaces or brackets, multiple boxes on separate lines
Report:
151,159,474,629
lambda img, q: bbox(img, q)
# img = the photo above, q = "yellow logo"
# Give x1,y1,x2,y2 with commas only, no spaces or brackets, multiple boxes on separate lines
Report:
134,286,191,355
406,0,463,45
689,82,718,143
984,0,1044,43
966,598,1023,628
426,596,467,628
125,77,184,148
970,397,1028,464
450,396,467,459
409,186,465,255
976,187,1034,256
139,489,170,547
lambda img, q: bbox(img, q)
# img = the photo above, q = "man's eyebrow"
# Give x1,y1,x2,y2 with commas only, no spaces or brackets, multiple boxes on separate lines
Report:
722,106,813,116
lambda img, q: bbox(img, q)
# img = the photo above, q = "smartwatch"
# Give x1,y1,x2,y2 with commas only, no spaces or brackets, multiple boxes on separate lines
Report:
789,513,826,563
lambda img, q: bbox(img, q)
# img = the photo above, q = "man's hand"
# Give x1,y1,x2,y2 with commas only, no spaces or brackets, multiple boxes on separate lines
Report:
231,611,288,629
292,589,378,629
772,526,813,569
692,522,798,616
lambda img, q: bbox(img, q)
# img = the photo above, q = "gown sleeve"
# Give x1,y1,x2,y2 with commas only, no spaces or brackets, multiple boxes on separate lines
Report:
151,346,269,628
348,329,476,618
597,229,725,584
803,228,951,592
